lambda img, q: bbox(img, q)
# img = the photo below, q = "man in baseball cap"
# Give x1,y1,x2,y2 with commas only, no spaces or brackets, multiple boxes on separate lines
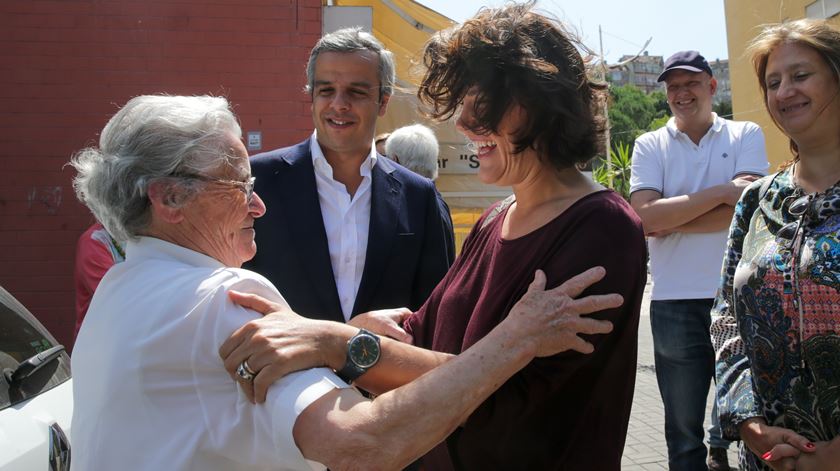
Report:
629,50,769,471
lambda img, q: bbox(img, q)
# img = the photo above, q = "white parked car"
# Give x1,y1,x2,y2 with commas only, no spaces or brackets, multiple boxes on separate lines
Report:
0,285,72,470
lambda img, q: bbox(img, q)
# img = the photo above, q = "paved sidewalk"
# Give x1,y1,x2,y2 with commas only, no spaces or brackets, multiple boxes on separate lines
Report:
621,279,740,470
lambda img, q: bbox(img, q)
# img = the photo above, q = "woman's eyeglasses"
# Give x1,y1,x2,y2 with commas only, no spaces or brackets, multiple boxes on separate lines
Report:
177,174,256,203
777,194,812,248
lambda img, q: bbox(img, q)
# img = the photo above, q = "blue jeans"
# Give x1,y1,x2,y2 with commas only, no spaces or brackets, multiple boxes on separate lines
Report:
651,299,730,471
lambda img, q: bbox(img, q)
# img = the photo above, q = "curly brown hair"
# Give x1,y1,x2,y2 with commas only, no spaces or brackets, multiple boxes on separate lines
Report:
417,2,606,171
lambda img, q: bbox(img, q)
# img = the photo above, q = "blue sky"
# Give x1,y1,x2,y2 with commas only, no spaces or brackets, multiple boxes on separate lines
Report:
416,0,729,64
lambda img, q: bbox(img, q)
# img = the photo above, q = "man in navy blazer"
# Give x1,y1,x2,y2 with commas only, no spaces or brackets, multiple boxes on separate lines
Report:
245,28,454,324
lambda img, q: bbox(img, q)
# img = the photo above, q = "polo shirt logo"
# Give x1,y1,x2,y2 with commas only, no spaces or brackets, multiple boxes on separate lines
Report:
722,152,729,158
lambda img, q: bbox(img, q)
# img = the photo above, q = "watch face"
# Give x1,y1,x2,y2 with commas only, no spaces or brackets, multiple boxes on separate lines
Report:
349,334,380,368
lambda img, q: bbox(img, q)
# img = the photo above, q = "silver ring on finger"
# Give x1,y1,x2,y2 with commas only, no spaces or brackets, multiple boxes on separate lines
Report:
236,359,256,382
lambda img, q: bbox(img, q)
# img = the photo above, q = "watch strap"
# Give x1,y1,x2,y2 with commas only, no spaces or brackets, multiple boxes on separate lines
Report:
336,358,366,383
336,329,380,383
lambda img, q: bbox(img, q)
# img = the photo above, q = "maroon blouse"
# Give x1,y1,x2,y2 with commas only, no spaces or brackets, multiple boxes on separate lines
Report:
405,190,646,470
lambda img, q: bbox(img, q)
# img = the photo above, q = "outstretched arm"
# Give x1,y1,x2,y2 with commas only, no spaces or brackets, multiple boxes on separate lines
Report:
292,268,620,470
219,295,449,402
221,267,619,398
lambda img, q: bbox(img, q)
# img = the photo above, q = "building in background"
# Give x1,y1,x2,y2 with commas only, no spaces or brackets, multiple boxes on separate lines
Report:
710,59,731,106
725,0,840,168
609,52,664,93
608,52,730,103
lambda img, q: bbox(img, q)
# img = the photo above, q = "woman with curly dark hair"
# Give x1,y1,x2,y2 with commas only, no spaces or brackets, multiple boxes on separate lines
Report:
220,3,646,469
397,3,646,469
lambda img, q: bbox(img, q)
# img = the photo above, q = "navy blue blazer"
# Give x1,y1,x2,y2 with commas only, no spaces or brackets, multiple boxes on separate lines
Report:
245,138,455,323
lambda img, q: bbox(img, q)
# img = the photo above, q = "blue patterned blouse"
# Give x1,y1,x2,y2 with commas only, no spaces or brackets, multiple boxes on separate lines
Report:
711,168,840,470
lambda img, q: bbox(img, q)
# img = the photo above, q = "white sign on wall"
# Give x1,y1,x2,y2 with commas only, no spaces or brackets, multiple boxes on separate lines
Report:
437,143,479,174
247,131,262,151
323,6,373,33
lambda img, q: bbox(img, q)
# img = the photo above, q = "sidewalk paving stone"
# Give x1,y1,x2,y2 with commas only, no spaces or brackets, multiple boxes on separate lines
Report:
623,277,739,469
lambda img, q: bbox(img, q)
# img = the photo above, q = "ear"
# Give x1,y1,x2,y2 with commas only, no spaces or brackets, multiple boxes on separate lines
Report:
147,180,185,224
378,93,391,116
709,77,718,95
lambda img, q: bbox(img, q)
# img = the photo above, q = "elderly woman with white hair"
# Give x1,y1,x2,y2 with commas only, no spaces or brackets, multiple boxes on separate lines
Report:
385,123,440,180
69,94,621,470
383,123,454,258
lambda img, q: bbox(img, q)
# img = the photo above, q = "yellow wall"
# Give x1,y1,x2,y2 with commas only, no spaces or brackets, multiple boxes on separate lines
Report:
725,0,840,169
451,208,484,254
331,0,454,85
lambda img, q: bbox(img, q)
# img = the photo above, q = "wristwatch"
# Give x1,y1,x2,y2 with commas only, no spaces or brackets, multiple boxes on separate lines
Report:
336,329,381,383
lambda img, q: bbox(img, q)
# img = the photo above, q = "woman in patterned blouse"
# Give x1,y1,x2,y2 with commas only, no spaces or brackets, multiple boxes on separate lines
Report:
711,19,840,471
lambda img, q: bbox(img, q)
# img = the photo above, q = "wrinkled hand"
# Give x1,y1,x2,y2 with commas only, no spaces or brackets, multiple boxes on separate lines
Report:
220,290,346,404
739,418,815,471
722,175,760,206
349,308,413,343
505,267,620,357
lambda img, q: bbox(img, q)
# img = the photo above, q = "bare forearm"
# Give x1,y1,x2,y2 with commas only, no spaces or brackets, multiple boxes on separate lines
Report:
316,323,453,395
364,329,533,466
633,186,725,233
670,204,734,234
298,326,536,470
356,339,452,394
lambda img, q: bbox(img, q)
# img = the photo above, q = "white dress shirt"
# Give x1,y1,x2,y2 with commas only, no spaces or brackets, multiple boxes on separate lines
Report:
310,131,375,321
72,236,348,470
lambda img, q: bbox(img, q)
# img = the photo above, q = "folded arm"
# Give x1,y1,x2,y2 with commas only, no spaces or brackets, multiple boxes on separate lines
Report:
648,204,735,237
632,175,759,236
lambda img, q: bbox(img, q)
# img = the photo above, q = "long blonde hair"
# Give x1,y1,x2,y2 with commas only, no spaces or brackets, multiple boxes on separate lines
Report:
747,19,840,168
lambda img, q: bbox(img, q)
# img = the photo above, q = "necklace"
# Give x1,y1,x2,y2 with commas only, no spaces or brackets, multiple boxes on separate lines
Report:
789,218,808,371
781,164,812,371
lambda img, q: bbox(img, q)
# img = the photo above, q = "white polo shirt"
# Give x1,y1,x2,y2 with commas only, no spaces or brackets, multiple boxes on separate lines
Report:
630,114,768,300
72,237,349,470
310,131,375,321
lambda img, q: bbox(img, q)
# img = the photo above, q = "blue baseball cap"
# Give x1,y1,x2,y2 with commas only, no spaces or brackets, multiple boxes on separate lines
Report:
657,50,713,82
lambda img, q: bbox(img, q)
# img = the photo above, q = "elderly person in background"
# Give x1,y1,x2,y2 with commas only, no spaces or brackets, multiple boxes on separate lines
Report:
221,3,647,470
384,123,440,180
384,123,454,259
73,221,123,342
712,19,840,471
69,94,621,470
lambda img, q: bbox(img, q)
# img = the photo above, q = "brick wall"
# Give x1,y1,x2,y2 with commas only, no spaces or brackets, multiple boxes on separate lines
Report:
0,0,322,350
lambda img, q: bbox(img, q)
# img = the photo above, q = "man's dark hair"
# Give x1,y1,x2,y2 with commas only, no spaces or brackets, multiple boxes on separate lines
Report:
417,2,607,170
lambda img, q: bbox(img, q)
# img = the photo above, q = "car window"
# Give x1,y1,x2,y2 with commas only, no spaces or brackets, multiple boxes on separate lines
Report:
0,285,71,410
